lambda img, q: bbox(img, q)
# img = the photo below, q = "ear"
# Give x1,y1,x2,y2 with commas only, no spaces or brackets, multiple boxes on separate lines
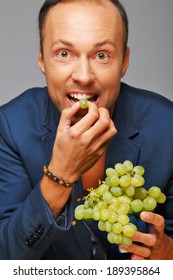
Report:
121,47,130,78
38,51,45,75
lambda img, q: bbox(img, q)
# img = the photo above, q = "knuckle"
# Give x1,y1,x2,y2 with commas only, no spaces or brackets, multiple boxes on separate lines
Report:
100,115,110,128
91,110,99,121
148,234,157,246
80,135,90,147
159,215,165,227
144,248,152,258
110,124,117,135
68,127,79,139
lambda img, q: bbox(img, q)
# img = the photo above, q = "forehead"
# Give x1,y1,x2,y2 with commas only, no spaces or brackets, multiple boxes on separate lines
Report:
43,1,124,44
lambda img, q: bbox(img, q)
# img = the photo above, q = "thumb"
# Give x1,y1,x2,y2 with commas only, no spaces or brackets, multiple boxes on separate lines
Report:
58,102,80,132
140,211,165,232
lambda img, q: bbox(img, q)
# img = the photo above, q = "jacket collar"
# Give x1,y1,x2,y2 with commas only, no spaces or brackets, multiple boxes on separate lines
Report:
106,83,140,168
113,83,139,139
42,88,60,133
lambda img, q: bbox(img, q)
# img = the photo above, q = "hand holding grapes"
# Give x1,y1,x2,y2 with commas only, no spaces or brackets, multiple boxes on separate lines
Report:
74,160,169,259
120,211,173,260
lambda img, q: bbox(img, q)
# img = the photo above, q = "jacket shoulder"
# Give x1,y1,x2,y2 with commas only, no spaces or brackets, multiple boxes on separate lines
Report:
121,83,173,117
0,87,49,116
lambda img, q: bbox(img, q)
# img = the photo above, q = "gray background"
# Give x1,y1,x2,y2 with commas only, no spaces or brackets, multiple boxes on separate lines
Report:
0,0,173,106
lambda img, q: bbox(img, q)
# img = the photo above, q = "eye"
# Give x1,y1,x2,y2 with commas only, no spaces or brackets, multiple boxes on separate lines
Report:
56,50,69,58
96,52,109,60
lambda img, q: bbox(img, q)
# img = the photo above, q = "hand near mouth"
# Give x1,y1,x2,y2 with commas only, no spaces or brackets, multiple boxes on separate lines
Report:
49,101,117,185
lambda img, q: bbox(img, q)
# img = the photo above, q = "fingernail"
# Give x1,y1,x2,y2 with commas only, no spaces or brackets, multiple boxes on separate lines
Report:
141,211,150,220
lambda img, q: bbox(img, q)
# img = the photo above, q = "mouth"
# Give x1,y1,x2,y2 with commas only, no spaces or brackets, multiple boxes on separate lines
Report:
67,93,98,104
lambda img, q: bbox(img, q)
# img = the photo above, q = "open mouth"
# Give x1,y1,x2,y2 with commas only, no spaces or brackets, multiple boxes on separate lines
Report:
67,93,98,104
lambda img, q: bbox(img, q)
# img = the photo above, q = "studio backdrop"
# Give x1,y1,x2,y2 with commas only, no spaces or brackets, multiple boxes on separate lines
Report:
0,0,173,105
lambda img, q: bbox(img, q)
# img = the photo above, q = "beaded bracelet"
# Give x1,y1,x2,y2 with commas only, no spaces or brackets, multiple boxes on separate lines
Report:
43,166,77,188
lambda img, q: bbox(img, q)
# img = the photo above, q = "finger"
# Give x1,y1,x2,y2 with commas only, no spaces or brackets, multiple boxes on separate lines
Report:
119,242,151,258
71,101,100,134
140,211,165,231
131,254,145,260
132,231,157,247
85,107,117,139
58,102,81,132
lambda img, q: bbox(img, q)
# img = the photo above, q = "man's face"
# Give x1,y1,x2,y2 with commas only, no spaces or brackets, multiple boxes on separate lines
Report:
39,0,129,121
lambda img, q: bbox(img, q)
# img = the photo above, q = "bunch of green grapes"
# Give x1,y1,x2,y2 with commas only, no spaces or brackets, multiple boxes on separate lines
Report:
74,160,166,246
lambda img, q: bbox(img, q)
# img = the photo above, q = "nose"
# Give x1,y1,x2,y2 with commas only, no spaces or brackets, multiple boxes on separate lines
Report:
72,57,95,85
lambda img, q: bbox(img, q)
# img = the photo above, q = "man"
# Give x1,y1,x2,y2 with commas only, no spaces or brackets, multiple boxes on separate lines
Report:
0,0,173,260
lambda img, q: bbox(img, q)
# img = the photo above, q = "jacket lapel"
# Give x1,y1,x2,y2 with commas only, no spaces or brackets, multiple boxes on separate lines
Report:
41,96,60,164
106,83,140,169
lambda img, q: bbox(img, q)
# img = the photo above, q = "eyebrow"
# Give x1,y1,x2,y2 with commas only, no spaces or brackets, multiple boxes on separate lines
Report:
51,39,73,49
94,40,116,48
51,39,116,49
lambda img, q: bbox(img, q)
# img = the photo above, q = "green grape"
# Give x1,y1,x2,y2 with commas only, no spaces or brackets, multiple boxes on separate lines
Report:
110,175,120,187
143,196,157,211
119,174,131,187
96,201,107,211
131,199,143,213
108,202,119,213
84,199,95,209
107,232,122,244
117,214,130,225
115,163,127,176
113,233,123,244
88,189,100,201
106,167,117,178
74,210,84,220
107,231,116,244
110,186,122,197
123,160,133,172
148,186,161,199
104,221,113,232
105,176,111,186
74,205,85,220
79,98,88,109
111,197,122,207
156,192,166,203
131,174,145,187
92,208,101,221
134,187,147,200
121,234,132,246
102,191,113,204
117,195,132,205
112,222,122,234
117,204,130,215
124,185,135,197
122,223,137,237
97,183,109,196
133,165,145,176
98,220,105,231
84,208,93,219
100,209,110,220
108,212,118,223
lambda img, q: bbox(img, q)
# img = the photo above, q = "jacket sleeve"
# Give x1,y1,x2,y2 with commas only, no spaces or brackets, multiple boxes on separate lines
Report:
0,108,73,260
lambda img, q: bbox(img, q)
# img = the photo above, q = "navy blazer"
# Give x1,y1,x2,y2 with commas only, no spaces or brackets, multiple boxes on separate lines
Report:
0,83,173,260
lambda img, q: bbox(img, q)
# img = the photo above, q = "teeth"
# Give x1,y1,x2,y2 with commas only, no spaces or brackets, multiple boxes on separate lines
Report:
69,93,94,100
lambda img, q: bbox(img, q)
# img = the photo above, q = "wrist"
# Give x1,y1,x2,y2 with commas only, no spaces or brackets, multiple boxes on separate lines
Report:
43,166,77,188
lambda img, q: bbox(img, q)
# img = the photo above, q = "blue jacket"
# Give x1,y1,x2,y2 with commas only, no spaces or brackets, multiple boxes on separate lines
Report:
0,83,173,259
